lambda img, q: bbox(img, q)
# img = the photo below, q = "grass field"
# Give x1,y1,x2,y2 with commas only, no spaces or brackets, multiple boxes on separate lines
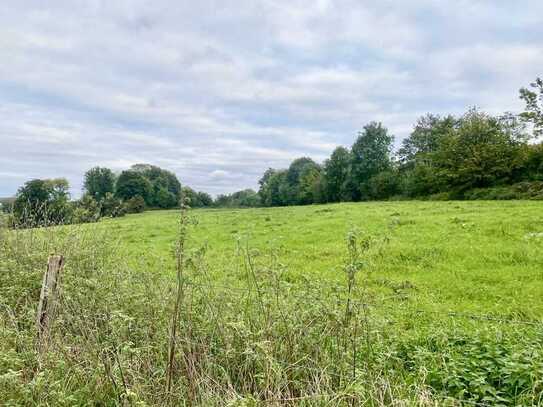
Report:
109,200,543,318
2,200,543,405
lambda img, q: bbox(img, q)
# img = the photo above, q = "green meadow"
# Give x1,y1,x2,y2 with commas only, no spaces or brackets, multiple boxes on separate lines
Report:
3,200,543,405
109,200,543,319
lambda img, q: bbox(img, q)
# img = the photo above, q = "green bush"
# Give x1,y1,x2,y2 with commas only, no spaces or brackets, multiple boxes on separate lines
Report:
463,181,543,200
100,192,126,218
393,332,543,405
124,195,145,213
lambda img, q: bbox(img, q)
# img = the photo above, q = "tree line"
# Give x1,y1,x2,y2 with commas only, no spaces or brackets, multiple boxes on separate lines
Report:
3,77,542,226
257,78,543,205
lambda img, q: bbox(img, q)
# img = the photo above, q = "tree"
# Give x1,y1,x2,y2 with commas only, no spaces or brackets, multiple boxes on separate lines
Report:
231,189,260,207
520,77,543,138
181,186,201,207
350,122,394,200
115,170,152,204
124,196,146,213
398,114,456,165
266,170,289,206
323,146,352,202
397,114,457,196
197,191,213,207
100,192,126,217
83,167,116,201
213,189,260,208
13,178,72,226
258,168,278,206
286,157,321,204
73,194,101,223
130,164,181,208
434,108,526,192
298,166,325,204
367,169,400,199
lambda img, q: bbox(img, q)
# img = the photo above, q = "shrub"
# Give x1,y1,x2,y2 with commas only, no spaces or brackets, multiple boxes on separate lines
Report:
100,192,126,218
72,194,101,223
124,195,145,213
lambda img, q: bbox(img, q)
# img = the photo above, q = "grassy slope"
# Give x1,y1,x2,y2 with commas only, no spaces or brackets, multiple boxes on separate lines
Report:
104,200,543,320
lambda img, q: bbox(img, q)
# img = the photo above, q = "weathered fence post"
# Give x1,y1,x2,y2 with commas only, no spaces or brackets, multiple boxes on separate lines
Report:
36,255,65,346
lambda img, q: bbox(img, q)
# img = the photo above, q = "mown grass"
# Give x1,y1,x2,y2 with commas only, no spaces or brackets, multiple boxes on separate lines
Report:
1,200,543,405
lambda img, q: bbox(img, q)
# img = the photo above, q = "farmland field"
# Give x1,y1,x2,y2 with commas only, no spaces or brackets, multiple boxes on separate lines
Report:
2,200,543,405
110,200,543,318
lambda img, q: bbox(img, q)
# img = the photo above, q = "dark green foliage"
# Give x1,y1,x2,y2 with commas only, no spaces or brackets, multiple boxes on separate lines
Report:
285,157,322,205
398,114,456,165
462,181,543,200
130,164,181,208
395,332,543,405
115,170,152,204
83,167,116,201
115,165,181,209
100,192,126,218
350,122,394,200
324,146,352,202
367,169,401,199
521,143,543,180
259,169,289,206
73,194,101,223
214,189,260,208
197,191,213,207
433,109,526,192
181,186,213,208
124,195,146,213
519,77,543,137
13,178,72,226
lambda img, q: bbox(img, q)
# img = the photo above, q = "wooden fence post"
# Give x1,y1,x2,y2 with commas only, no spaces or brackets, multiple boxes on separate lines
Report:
36,255,65,346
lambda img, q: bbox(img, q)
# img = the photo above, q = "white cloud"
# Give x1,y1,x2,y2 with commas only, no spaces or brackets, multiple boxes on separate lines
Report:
0,0,542,197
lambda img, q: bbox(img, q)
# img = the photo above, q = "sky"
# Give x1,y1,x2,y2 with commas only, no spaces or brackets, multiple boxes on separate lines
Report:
1,1,542,198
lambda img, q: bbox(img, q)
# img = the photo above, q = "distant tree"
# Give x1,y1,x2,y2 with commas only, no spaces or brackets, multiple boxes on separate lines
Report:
323,146,352,202
83,167,116,201
154,187,177,208
367,169,400,199
519,77,543,137
231,189,260,207
264,170,289,206
522,143,543,181
181,186,201,207
130,164,181,207
178,186,213,208
214,189,260,208
214,194,230,207
115,170,152,204
100,192,126,217
350,122,394,200
13,178,71,226
398,114,456,165
286,157,321,204
197,191,213,207
73,194,101,223
124,196,146,214
298,166,325,204
397,114,457,196
258,168,278,206
434,108,526,192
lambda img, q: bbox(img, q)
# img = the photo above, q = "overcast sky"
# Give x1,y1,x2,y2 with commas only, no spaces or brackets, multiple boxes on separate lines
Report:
1,1,542,197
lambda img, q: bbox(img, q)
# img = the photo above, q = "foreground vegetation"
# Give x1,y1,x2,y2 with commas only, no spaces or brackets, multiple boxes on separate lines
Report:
1,201,542,405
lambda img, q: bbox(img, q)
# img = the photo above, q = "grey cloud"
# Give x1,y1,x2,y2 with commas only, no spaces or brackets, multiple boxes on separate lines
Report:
1,0,542,197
